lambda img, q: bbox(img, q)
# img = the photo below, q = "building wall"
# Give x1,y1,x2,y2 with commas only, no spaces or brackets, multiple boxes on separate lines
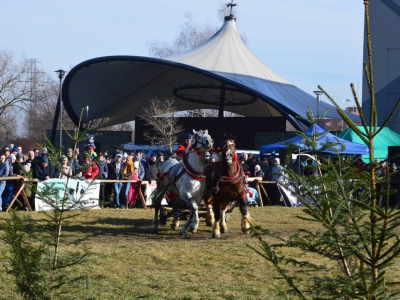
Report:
135,117,286,150
362,0,400,133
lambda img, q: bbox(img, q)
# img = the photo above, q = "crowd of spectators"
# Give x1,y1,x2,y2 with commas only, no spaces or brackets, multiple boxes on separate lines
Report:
2,139,397,211
0,138,276,211
0,143,169,211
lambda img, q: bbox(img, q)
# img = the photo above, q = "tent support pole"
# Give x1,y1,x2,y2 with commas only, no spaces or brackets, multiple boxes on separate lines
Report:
218,82,226,118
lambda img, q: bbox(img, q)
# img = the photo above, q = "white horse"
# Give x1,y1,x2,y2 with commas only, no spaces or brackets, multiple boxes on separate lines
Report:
152,129,214,236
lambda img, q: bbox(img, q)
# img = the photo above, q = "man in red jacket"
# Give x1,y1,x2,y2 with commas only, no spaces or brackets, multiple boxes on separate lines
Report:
175,133,192,158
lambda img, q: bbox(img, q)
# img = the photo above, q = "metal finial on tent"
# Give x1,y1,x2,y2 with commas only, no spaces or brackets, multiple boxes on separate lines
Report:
226,0,237,16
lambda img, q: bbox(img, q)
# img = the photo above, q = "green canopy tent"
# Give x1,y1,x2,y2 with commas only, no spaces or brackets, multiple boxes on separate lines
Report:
338,126,400,162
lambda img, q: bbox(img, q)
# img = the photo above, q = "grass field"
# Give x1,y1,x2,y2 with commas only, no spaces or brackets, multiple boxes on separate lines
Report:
0,206,399,300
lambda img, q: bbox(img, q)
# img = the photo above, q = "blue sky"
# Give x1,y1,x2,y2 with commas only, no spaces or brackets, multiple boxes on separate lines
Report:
1,0,364,108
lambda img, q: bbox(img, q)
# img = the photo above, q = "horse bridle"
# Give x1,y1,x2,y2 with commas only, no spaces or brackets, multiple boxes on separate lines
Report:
188,133,213,154
223,139,235,149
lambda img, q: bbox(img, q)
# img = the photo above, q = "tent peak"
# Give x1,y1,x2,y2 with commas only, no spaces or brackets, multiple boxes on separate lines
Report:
224,15,236,22
226,0,237,18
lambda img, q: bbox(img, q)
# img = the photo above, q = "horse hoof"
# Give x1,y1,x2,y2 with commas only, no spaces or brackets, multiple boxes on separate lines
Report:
220,228,227,234
190,227,198,234
212,233,220,238
171,223,179,230
242,228,250,234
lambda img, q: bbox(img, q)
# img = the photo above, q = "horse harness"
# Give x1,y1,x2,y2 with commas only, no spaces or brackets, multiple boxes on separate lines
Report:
181,152,206,181
214,160,244,186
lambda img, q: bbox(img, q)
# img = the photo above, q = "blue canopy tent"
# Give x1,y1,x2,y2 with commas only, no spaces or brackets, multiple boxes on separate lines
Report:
260,125,369,155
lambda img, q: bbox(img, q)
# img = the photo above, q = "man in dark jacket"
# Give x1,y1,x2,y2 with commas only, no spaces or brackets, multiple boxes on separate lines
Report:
143,153,159,199
96,153,109,206
260,157,271,181
239,156,249,172
108,153,124,208
33,156,55,181
144,153,159,183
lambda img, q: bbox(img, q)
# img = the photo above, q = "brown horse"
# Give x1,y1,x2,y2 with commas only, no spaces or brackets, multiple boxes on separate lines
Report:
206,137,251,238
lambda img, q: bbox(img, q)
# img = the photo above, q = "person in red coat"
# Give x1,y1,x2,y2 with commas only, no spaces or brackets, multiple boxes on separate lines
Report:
175,133,192,158
81,155,99,180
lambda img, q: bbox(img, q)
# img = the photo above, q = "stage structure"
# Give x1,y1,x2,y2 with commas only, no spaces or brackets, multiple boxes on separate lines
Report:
362,0,400,134
61,6,360,132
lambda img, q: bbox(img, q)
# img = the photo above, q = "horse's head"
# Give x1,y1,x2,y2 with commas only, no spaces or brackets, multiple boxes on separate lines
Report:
221,138,236,166
190,129,213,153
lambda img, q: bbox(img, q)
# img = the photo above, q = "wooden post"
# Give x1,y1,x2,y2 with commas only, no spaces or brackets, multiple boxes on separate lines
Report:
136,180,147,209
259,182,272,206
6,178,32,212
254,179,263,207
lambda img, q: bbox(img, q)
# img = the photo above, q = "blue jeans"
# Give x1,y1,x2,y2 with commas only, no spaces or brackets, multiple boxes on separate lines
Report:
124,182,131,196
2,182,13,206
0,181,5,209
113,182,123,207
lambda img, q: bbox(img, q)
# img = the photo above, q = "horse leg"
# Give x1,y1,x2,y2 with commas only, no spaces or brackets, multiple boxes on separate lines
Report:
239,196,251,234
152,198,161,233
204,194,215,227
220,204,228,234
180,194,199,235
171,199,180,230
212,203,222,238
206,203,215,227
152,185,168,233
189,197,201,234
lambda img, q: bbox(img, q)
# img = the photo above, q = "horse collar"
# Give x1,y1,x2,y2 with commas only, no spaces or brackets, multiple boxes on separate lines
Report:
216,160,243,185
182,152,206,181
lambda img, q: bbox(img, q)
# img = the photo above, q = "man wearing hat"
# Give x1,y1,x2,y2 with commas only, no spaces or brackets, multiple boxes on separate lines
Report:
176,133,192,157
135,149,147,168
156,152,165,168
33,156,55,181
239,156,249,172
13,153,25,176
108,153,124,208
143,153,159,198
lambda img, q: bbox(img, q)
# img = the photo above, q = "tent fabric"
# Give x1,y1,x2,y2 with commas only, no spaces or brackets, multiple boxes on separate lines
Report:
62,15,360,129
338,126,400,161
260,124,369,155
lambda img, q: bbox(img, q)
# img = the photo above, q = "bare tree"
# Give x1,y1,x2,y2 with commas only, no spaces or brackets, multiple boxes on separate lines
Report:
140,98,183,152
0,51,32,136
181,108,244,118
148,5,246,59
24,80,59,144
0,109,18,141
101,121,134,131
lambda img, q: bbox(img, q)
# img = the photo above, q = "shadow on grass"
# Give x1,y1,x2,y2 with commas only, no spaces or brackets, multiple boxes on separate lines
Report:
16,211,246,241
60,216,236,241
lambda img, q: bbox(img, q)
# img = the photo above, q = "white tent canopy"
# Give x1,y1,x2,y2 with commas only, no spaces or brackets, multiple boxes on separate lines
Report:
62,14,359,130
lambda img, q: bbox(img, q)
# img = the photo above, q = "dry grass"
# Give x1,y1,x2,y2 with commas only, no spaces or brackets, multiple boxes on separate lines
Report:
0,207,399,299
